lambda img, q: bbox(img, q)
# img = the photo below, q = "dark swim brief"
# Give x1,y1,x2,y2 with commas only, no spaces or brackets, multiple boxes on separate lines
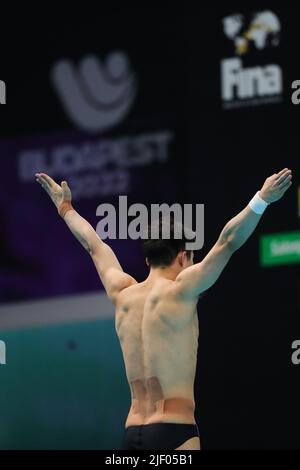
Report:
121,422,200,450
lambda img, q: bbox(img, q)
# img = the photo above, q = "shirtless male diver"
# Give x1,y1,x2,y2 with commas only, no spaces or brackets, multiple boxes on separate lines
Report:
35,168,292,450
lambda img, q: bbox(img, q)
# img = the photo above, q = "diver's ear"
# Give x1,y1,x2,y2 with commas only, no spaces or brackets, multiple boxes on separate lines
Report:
177,251,185,267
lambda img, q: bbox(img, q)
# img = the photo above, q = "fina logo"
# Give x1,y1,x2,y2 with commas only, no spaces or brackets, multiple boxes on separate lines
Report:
51,51,137,133
221,11,283,109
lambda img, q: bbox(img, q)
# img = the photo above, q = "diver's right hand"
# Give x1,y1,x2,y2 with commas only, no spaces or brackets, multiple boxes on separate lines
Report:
35,173,72,210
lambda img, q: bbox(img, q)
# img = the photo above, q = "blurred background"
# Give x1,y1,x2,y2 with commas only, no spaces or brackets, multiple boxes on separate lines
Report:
0,7,299,449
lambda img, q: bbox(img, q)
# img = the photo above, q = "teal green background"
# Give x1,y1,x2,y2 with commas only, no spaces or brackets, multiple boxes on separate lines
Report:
0,319,130,449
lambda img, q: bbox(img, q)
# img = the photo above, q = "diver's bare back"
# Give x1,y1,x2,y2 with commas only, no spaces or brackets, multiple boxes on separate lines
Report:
115,278,199,427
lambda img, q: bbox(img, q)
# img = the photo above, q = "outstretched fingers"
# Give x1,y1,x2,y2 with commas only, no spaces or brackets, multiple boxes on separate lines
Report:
275,168,291,183
280,179,292,191
36,172,61,194
35,173,51,194
277,172,292,188
39,173,56,187
275,168,289,179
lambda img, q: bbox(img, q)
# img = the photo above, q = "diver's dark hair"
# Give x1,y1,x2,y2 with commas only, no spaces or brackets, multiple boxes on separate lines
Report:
142,218,195,267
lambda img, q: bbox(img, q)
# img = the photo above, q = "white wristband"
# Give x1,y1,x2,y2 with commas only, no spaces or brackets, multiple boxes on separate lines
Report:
248,191,269,215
